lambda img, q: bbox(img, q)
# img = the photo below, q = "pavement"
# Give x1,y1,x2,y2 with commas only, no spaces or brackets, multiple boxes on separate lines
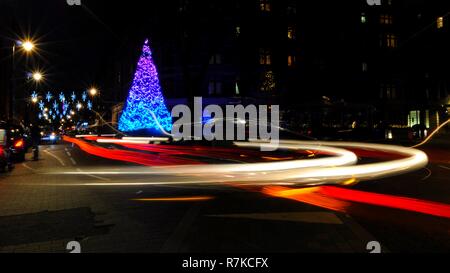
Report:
0,143,381,253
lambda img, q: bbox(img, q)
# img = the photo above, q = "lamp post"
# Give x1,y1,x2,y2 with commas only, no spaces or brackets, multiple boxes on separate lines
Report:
10,40,36,121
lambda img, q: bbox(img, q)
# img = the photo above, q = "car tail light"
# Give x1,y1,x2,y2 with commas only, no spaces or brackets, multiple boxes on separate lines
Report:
14,139,24,148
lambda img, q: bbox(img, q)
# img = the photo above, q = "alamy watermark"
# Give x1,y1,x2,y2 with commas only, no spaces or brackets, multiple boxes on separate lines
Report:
66,0,81,6
366,0,381,6
171,97,279,151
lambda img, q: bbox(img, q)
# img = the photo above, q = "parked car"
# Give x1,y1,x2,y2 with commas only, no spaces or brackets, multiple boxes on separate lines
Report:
8,124,28,162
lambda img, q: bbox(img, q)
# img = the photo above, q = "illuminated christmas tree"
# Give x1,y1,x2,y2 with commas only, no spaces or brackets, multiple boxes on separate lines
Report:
118,39,172,134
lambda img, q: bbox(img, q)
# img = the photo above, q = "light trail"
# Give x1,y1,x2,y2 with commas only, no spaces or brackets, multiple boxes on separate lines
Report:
121,137,170,142
96,139,151,144
412,118,450,148
58,137,427,186
131,196,214,202
263,185,450,219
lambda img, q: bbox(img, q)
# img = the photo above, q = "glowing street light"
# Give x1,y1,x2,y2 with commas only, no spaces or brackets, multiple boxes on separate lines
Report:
32,72,43,82
21,40,35,52
89,88,98,96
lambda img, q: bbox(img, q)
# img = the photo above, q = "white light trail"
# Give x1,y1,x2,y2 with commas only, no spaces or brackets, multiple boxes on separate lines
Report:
53,140,428,187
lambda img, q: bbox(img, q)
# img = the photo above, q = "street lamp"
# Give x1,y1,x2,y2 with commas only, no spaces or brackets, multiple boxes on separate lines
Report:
89,87,98,96
32,72,43,82
10,39,37,120
21,40,35,52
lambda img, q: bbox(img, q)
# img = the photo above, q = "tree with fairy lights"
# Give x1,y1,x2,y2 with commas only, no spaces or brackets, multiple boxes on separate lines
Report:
118,39,172,134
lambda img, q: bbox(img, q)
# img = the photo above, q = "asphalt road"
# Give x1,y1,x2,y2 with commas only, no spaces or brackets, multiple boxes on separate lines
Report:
0,138,449,253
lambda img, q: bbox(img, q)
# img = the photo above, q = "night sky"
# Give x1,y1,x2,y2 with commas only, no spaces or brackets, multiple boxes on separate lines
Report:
9,0,171,91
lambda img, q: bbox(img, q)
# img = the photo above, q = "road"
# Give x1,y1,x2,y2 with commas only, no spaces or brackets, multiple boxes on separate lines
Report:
0,136,449,253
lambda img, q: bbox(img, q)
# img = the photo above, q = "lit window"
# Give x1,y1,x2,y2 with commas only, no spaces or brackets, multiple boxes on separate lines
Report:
260,0,271,12
288,55,296,67
236,26,241,36
380,83,397,99
437,17,444,29
260,71,276,92
380,14,393,25
259,49,272,65
362,62,368,72
287,25,296,39
382,34,397,48
361,13,367,24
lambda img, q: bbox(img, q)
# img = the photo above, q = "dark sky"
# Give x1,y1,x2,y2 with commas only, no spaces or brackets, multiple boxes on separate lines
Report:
10,0,172,91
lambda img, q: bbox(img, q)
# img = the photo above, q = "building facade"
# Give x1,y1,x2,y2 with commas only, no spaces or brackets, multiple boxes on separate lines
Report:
104,0,449,136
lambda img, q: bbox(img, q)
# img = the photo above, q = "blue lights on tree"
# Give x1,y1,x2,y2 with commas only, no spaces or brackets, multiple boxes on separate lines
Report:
118,39,172,134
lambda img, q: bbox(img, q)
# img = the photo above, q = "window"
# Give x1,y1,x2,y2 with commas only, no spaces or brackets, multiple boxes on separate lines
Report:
437,17,444,29
380,14,393,25
407,110,420,127
380,83,397,99
0,129,6,145
260,71,276,92
387,34,397,47
362,62,368,72
209,54,222,65
259,49,272,65
361,13,367,24
287,2,296,15
288,55,296,67
381,34,397,48
260,0,271,12
287,25,296,39
208,80,223,95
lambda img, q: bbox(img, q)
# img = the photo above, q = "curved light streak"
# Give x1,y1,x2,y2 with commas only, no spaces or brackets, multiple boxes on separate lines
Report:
412,118,450,148
58,138,427,186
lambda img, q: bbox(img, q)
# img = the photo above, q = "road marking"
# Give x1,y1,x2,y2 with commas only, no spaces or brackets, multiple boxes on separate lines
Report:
43,150,66,166
22,163,37,172
421,168,432,181
207,212,343,224
66,151,72,157
439,165,450,171
70,158,77,165
76,168,110,181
